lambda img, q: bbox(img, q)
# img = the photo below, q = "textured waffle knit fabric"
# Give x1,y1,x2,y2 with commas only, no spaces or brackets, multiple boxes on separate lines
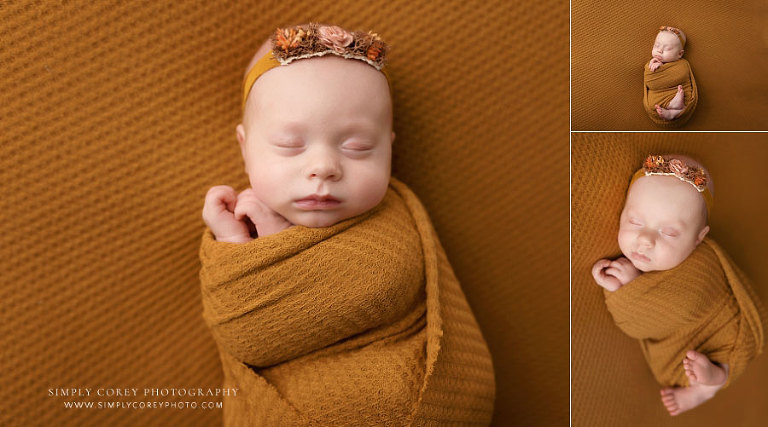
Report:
572,0,768,130
643,58,698,127
573,133,768,426
0,1,569,425
199,178,495,425
604,238,764,389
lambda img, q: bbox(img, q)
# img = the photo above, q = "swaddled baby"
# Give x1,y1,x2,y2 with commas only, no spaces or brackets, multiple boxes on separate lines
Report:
592,155,764,416
644,26,698,126
199,23,495,426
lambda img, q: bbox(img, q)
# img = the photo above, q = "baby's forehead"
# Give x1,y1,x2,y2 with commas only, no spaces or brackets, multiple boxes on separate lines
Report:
655,32,680,45
625,176,706,218
630,175,692,195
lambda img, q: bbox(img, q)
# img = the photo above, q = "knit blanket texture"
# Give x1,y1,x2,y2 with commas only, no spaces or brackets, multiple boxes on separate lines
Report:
643,58,698,128
199,177,495,426
604,238,764,388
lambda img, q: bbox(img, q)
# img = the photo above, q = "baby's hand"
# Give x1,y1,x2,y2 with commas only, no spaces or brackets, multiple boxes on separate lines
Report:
591,257,641,292
234,188,293,238
649,58,662,72
202,185,253,243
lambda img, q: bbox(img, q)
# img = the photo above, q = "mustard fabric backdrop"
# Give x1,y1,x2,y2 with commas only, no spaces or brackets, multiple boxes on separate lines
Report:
0,1,569,425
572,133,768,426
572,0,768,130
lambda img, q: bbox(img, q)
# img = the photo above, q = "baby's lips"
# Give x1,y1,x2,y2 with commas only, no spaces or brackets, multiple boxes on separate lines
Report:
631,251,651,263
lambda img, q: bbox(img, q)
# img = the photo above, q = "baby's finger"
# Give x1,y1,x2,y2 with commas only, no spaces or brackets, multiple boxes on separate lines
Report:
591,260,609,277
222,191,238,212
237,188,260,202
205,185,237,212
233,202,249,221
604,266,624,281
611,257,630,268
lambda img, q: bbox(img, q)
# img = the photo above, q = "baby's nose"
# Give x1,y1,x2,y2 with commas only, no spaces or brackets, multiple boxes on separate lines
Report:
306,153,342,181
637,232,654,247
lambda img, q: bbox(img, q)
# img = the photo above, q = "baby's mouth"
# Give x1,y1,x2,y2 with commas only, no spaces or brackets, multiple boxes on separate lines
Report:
294,194,341,210
631,251,651,263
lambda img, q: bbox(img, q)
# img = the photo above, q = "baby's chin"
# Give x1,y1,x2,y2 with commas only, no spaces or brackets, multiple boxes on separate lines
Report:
624,255,684,273
285,211,353,228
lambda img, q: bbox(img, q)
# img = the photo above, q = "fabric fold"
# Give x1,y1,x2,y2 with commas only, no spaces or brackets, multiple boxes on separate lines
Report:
199,177,495,425
643,58,698,128
604,238,765,389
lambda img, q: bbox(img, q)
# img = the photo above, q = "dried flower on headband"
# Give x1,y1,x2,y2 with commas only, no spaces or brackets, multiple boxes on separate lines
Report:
642,155,707,192
270,23,388,70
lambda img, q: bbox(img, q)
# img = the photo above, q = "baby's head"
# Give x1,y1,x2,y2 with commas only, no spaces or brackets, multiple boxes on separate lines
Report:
618,155,713,272
235,23,394,228
652,26,686,63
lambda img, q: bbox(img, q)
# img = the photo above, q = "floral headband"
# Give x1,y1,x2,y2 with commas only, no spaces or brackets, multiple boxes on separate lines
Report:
658,26,686,49
242,23,390,109
629,155,713,216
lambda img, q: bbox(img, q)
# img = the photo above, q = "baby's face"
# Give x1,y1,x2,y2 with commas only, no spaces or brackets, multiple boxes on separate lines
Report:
237,56,394,228
652,31,684,63
618,176,709,272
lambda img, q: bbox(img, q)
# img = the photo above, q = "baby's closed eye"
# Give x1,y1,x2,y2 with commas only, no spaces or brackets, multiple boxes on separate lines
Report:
340,140,376,158
660,228,679,237
341,141,374,151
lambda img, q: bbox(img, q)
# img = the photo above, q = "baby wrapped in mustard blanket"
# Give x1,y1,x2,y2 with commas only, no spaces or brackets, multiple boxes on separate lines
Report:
199,178,496,425
643,26,698,127
604,238,764,389
643,58,698,127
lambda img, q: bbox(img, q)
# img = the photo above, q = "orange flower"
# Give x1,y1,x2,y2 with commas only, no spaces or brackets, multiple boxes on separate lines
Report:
643,156,654,169
275,28,305,52
694,176,706,187
367,42,383,61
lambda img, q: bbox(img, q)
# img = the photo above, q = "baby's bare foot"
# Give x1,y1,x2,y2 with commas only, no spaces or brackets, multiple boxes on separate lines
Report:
683,350,727,386
655,104,683,120
660,385,718,416
667,85,685,110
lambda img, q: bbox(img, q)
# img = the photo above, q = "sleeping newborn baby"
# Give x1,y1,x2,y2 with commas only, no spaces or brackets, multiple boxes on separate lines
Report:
592,155,764,416
199,23,495,426
644,26,698,126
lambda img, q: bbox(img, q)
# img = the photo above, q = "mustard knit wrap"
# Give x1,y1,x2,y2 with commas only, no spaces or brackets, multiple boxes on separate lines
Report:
604,238,765,388
199,177,495,426
643,58,698,128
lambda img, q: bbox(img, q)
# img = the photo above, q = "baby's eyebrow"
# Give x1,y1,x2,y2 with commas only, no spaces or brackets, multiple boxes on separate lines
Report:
336,120,381,135
659,220,685,230
277,122,307,133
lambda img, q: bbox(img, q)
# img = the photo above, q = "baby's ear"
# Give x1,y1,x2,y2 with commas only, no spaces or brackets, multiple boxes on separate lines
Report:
236,124,246,146
236,124,248,172
696,225,710,245
678,49,684,58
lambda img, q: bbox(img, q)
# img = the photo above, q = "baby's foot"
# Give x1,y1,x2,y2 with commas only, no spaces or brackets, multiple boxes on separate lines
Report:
660,385,718,416
683,350,727,386
667,85,685,110
655,104,683,120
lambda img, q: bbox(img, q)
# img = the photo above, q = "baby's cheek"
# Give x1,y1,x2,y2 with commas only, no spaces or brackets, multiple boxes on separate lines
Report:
654,242,688,271
617,230,632,255
248,166,287,202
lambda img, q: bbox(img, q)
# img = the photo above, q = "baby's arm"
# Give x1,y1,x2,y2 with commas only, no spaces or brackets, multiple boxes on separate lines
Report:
591,257,642,292
202,186,253,243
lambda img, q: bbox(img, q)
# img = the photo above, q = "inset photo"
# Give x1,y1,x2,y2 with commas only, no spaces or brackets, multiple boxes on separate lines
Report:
571,0,768,130
571,133,768,425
